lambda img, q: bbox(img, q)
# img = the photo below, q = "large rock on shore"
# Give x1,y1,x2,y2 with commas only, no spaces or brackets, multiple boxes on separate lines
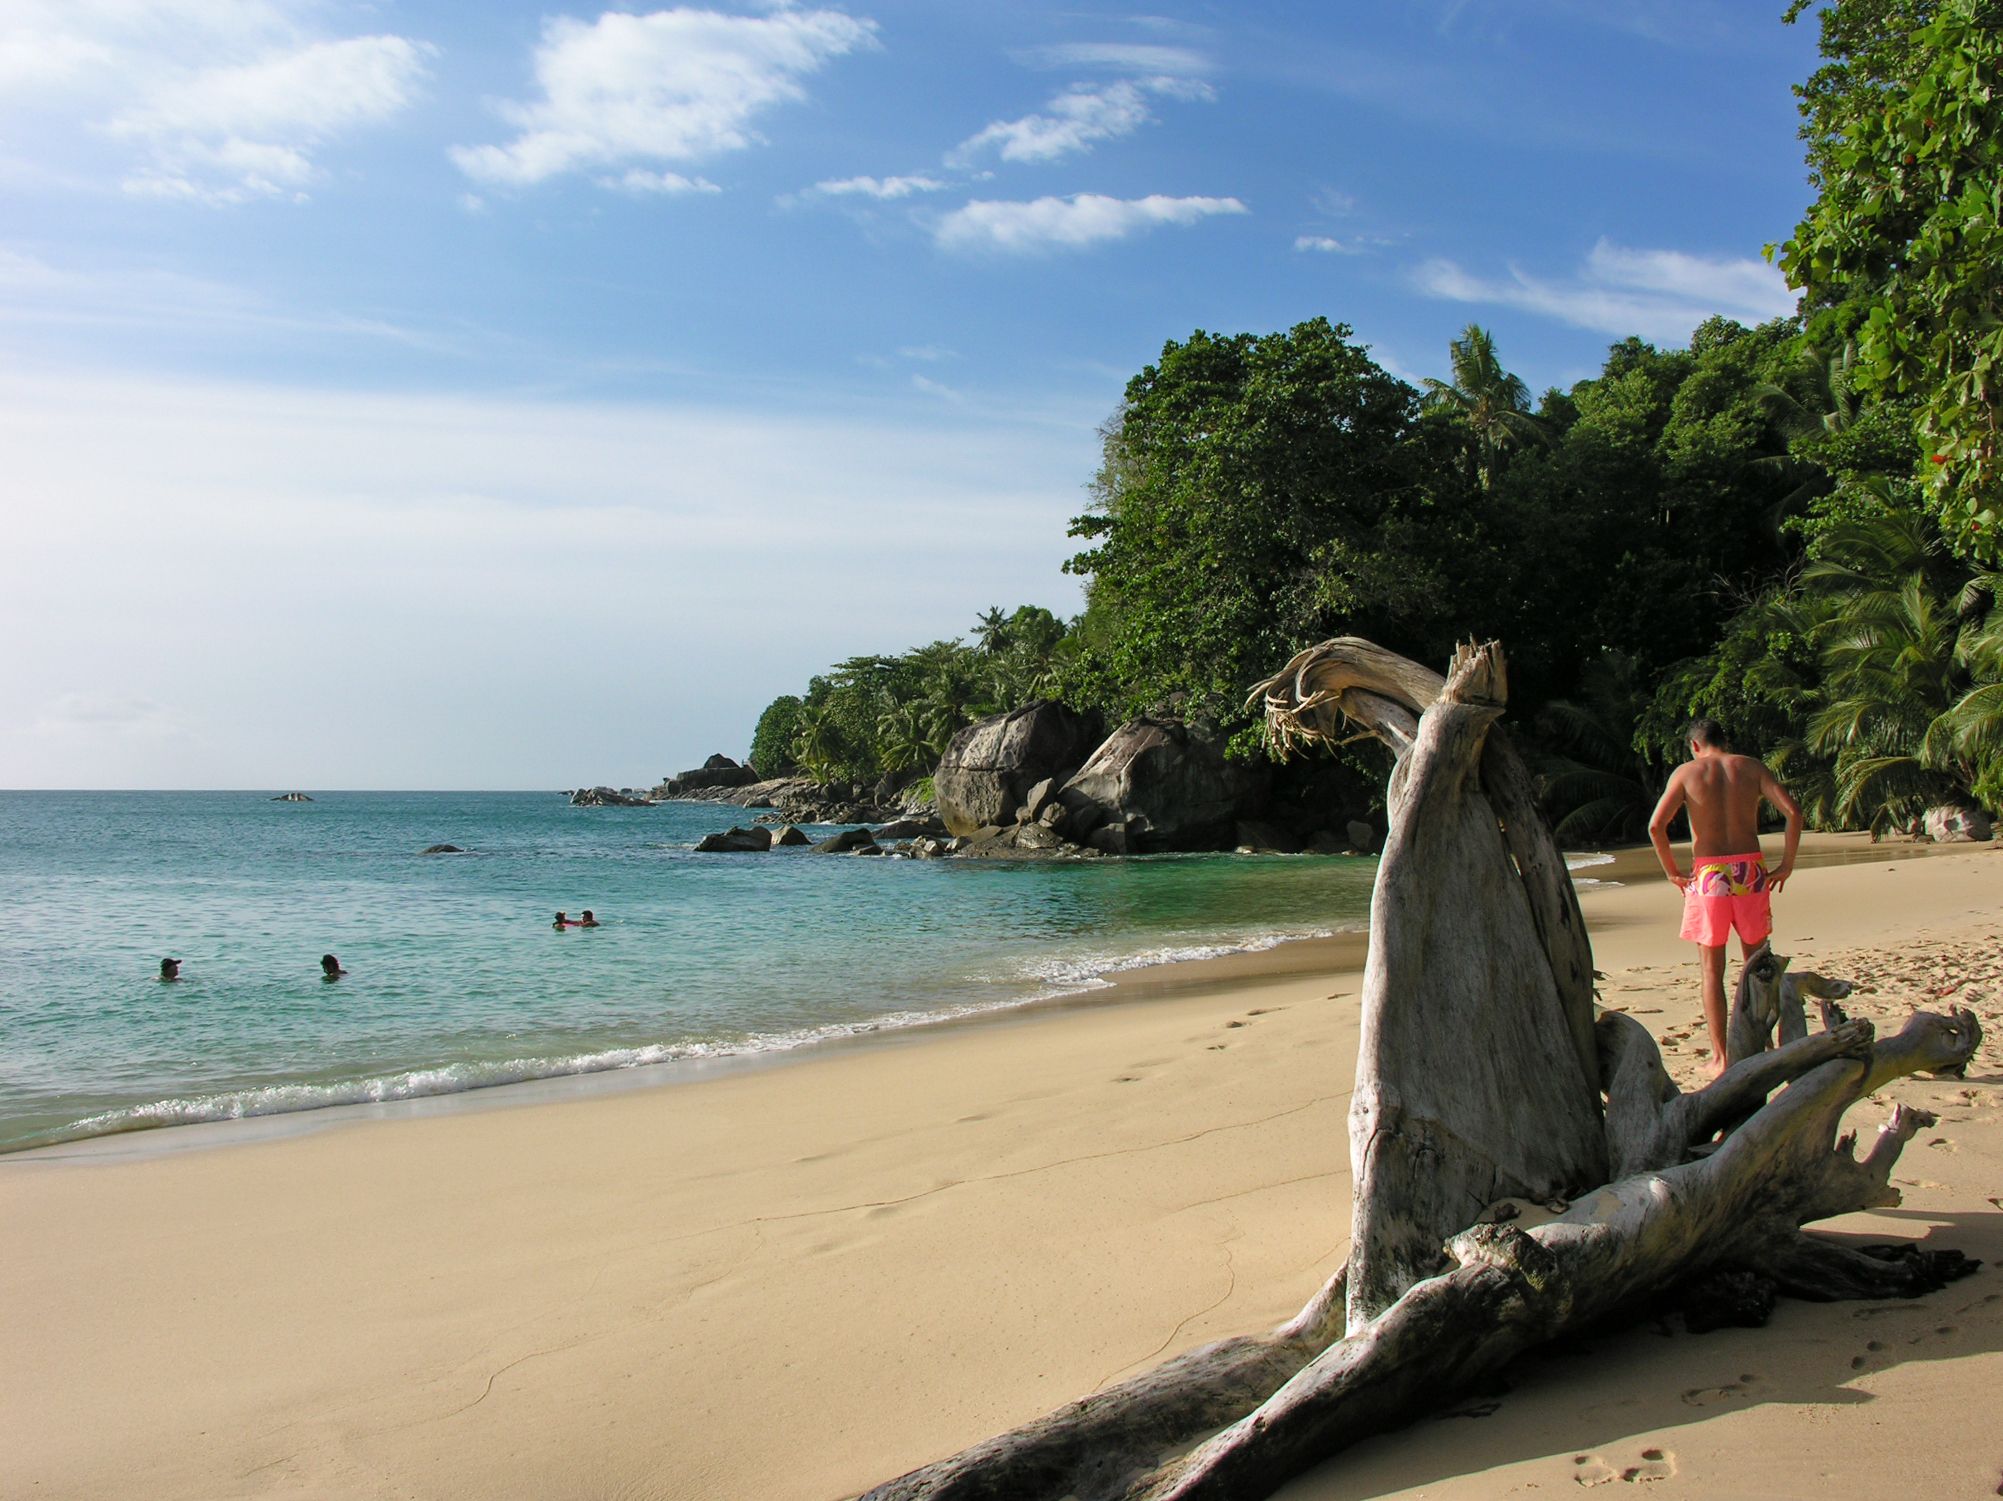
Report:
935,701,1102,838
1924,804,1994,843
1057,718,1267,854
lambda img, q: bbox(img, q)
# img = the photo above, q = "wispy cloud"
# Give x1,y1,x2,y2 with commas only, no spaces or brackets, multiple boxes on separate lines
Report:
1295,235,1358,254
948,77,1212,167
599,168,722,195
1017,42,1212,76
808,173,947,200
1412,238,1797,343
936,193,1246,255
0,2,430,204
32,692,185,740
452,7,878,189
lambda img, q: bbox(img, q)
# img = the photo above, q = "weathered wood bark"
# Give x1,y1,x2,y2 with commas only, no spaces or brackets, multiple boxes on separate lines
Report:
852,637,1984,1501
1254,639,1604,1327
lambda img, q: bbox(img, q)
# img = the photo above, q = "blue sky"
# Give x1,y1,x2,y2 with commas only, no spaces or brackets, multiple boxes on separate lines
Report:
2,0,1822,788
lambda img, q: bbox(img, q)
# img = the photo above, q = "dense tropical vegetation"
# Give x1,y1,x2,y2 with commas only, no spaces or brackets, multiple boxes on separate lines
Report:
744,2,2002,839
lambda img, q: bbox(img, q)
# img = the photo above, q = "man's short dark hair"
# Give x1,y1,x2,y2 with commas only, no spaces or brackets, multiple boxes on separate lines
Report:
1687,717,1730,749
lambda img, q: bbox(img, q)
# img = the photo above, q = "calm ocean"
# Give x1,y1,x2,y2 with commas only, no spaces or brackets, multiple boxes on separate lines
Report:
0,790,1395,1154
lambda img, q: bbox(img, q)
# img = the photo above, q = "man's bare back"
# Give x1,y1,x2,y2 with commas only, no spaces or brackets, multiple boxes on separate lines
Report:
1656,753,1798,869
1647,720,1804,1076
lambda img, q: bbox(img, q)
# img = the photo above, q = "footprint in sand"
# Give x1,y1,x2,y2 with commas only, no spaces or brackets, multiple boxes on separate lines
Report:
1849,1338,1887,1371
1572,1449,1677,1486
1207,1044,1228,1051
1681,1373,1758,1407
1572,1454,1619,1487
1224,1020,1246,1029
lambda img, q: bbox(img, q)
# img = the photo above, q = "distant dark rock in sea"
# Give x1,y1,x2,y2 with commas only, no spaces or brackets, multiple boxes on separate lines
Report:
271,792,313,802
421,844,465,855
654,755,764,797
570,786,655,807
694,826,772,853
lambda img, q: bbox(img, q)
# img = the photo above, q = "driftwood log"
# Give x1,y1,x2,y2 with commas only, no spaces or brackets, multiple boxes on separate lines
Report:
856,638,1981,1501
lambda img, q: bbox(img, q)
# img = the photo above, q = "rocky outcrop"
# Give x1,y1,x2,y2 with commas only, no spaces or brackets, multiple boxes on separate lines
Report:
1924,804,1994,843
656,755,763,797
272,792,313,802
771,824,810,847
1056,718,1268,854
694,826,772,852
571,786,655,807
662,774,905,825
935,701,1103,838
420,843,465,855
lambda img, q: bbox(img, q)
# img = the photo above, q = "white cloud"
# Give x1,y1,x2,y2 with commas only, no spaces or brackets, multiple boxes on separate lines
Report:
452,7,878,189
600,168,723,195
936,193,1247,255
809,173,946,200
949,77,1213,166
911,373,964,403
1412,238,1798,343
1295,235,1355,254
1019,43,1211,76
0,4,429,204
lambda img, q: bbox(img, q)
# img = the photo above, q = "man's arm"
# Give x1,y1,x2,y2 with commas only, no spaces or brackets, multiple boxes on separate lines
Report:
1760,762,1804,893
1648,771,1690,889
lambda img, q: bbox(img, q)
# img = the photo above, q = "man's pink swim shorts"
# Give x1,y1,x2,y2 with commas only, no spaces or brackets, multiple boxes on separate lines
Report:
1679,853,1772,947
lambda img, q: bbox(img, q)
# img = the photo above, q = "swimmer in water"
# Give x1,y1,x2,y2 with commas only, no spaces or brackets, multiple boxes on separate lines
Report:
554,911,572,929
579,910,599,927
321,954,347,980
159,957,181,982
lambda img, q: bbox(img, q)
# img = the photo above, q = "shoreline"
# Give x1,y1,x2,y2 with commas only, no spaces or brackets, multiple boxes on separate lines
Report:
4,835,1999,1499
6,831,1968,1165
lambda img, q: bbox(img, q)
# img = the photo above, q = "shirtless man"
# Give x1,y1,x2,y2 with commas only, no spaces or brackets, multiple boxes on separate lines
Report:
1647,718,1804,1077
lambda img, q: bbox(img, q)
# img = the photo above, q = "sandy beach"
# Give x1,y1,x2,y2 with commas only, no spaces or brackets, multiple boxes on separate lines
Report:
4,833,2000,1500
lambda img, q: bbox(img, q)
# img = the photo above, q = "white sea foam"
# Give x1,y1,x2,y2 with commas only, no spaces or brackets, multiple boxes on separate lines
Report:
39,1000,1057,1149
992,925,1357,999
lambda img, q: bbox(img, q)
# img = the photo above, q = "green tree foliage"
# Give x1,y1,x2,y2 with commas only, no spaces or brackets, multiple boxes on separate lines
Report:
1775,0,2003,556
741,607,1077,788
748,694,805,776
1063,318,1470,732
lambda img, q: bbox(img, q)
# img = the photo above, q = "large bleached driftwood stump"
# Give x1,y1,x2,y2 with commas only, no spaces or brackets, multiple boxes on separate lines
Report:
854,637,1981,1501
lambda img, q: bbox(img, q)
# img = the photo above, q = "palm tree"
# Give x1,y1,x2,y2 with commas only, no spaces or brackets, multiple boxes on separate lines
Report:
874,699,930,776
1799,499,1994,830
972,606,1010,656
1420,324,1543,490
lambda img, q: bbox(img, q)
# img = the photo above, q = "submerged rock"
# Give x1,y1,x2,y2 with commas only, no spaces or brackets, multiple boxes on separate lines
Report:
420,844,465,855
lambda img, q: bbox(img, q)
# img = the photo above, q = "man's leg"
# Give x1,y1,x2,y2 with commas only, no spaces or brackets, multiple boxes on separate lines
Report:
1699,943,1729,1077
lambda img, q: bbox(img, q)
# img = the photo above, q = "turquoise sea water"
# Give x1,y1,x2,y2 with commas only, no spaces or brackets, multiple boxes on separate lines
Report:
0,791,1390,1154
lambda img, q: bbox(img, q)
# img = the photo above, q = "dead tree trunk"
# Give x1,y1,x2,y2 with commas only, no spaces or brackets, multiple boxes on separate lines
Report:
854,638,1982,1501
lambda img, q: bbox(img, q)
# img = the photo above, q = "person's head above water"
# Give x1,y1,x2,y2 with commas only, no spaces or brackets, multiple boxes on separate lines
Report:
159,956,181,981
554,911,568,927
580,909,597,926
321,954,344,978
